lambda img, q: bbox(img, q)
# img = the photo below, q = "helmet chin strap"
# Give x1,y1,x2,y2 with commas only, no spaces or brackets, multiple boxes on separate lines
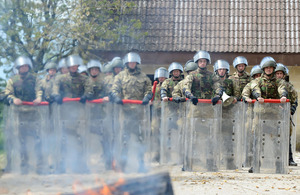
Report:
91,75,98,78
237,69,244,74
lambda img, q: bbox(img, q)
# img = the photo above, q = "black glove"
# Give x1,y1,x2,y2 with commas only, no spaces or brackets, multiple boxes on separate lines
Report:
79,95,87,104
142,93,152,105
53,95,63,104
45,96,54,104
190,96,198,105
291,105,297,115
211,95,221,105
252,92,260,100
242,97,248,103
173,97,182,103
114,96,123,105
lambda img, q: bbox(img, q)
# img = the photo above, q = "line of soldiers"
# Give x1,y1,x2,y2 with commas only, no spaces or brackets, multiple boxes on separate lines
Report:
1,50,298,170
151,51,298,167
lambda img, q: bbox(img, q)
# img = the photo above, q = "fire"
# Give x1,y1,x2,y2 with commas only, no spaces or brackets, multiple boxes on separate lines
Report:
70,177,129,195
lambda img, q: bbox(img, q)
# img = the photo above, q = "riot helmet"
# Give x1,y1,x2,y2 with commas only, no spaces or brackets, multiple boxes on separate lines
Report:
193,50,211,64
250,65,263,78
233,56,248,68
111,57,124,69
102,62,113,74
44,62,57,72
123,52,141,65
260,56,276,69
214,60,230,78
78,65,88,75
58,58,67,69
275,63,287,75
14,56,33,69
87,59,102,72
184,60,198,73
154,67,168,80
67,55,83,67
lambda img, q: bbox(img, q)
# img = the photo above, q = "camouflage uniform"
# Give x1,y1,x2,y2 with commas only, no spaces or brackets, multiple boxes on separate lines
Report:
5,73,38,102
182,68,223,99
229,72,251,100
112,67,152,172
52,72,89,98
112,67,152,100
222,78,234,97
161,77,182,98
85,73,107,100
103,74,115,95
172,80,185,98
36,74,56,102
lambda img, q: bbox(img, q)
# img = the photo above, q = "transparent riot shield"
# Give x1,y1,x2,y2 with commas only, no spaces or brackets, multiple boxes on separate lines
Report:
290,112,297,161
113,103,151,173
151,101,162,163
4,104,49,174
85,101,113,173
51,101,88,174
252,101,290,174
160,101,186,165
220,102,244,170
242,102,255,168
183,100,222,172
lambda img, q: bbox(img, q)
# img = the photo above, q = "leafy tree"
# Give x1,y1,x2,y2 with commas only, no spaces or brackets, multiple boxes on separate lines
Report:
0,0,145,76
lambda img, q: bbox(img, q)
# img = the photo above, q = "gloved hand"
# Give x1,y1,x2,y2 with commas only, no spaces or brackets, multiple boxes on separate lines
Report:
173,97,181,103
291,105,297,115
79,95,87,104
142,94,152,105
211,95,221,105
53,95,63,104
190,96,198,105
114,96,123,105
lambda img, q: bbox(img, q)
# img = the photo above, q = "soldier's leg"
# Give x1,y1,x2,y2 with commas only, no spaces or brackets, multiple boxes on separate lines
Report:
289,121,297,166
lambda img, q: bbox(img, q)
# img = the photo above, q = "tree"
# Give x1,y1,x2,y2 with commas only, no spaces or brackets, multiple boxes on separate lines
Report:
0,0,145,76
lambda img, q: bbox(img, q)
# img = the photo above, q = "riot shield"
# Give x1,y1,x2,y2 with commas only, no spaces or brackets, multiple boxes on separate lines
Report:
113,103,151,173
290,113,297,161
242,102,255,168
252,101,290,174
160,101,186,165
85,101,113,173
51,101,88,174
220,102,244,170
183,100,222,172
151,101,162,163
4,104,49,174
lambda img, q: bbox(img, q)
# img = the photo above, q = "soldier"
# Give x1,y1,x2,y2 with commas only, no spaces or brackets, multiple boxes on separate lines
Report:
5,56,40,105
52,55,89,104
153,67,168,102
57,58,69,75
213,59,236,103
172,60,197,102
275,63,298,166
111,52,152,172
78,65,88,76
242,65,263,103
35,62,57,104
182,50,223,105
104,57,123,95
229,56,251,101
84,59,108,101
161,62,183,102
4,56,42,174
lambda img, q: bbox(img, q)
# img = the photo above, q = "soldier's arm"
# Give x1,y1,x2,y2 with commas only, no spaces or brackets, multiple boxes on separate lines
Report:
251,78,262,100
172,83,182,98
241,82,253,103
277,79,288,103
111,74,122,97
212,75,223,97
84,78,94,100
182,75,194,98
4,79,18,103
160,79,168,100
35,79,43,100
51,75,61,96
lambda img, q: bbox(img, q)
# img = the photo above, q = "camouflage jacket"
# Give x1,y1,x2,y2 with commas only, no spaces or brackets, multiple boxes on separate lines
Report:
154,82,163,101
5,73,38,102
251,73,287,99
228,71,251,99
112,67,152,100
36,74,56,101
85,74,107,100
161,77,182,98
241,80,254,100
172,80,185,98
221,78,234,97
52,72,89,98
182,68,223,99
285,81,298,108
103,74,115,95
